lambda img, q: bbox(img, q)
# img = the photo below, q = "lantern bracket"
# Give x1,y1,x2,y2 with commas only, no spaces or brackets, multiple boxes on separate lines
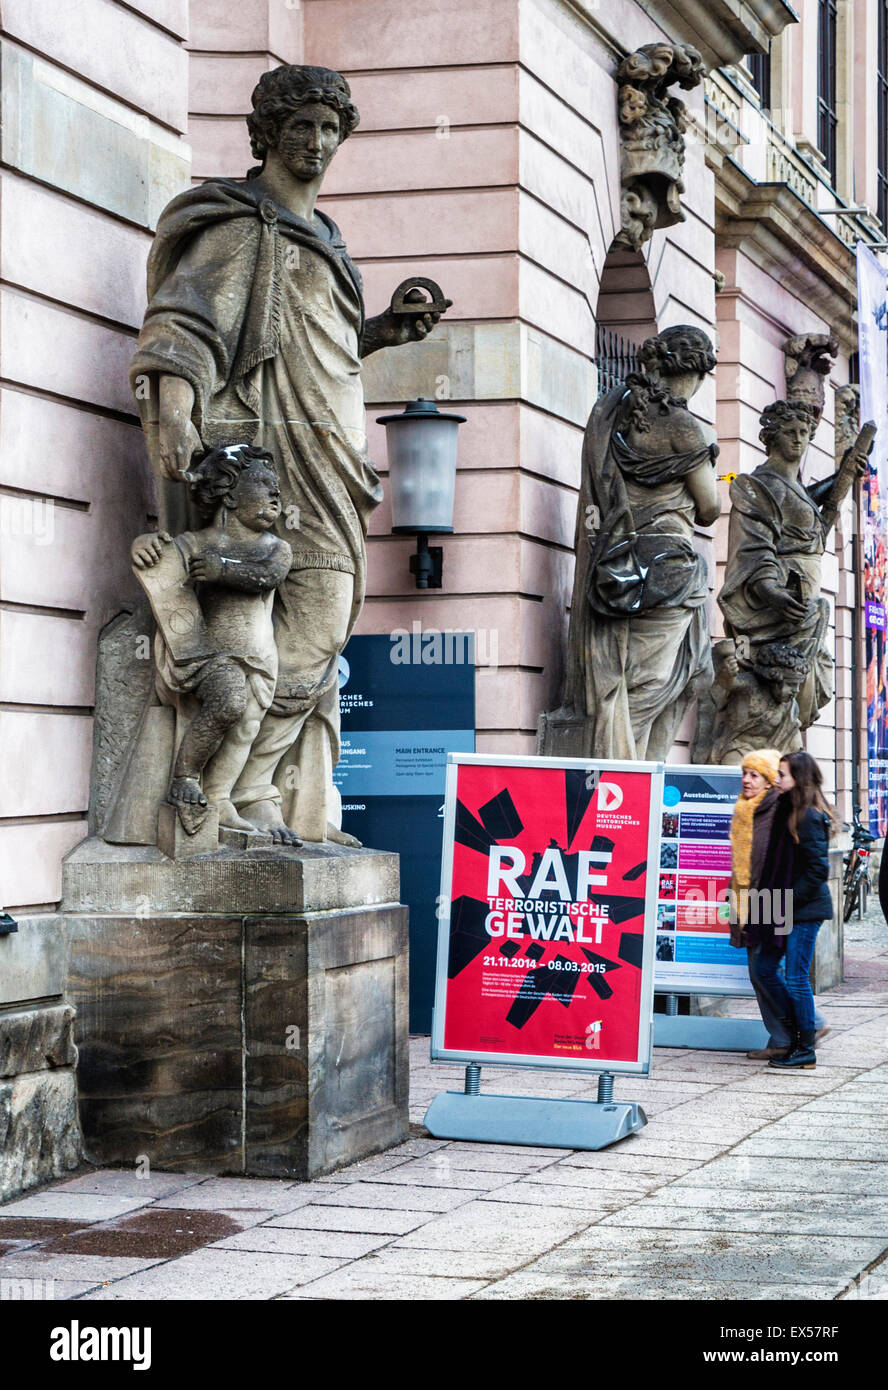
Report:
409,533,443,589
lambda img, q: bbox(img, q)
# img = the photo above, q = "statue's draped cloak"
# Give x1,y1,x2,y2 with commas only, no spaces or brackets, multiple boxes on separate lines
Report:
565,385,714,759
131,177,383,685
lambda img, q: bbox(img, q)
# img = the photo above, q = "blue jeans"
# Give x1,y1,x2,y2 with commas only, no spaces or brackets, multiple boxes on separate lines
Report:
756,921,823,1034
747,945,825,1047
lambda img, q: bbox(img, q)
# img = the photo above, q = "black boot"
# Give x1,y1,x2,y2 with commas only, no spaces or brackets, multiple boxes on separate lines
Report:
769,1029,816,1069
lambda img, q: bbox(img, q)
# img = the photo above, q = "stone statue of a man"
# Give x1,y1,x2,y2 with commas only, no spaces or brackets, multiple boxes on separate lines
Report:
131,65,447,845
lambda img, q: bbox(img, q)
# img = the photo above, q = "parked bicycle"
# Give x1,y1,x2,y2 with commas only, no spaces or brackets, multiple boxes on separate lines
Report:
843,805,875,922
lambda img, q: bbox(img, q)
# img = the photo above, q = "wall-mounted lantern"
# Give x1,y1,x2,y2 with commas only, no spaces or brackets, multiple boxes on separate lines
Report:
376,398,466,589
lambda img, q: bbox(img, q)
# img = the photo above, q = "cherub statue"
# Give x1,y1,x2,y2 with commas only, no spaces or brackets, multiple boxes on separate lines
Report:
692,638,808,765
132,444,295,840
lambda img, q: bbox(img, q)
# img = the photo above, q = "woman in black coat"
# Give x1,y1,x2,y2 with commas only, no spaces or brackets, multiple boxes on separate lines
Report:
752,750,836,1069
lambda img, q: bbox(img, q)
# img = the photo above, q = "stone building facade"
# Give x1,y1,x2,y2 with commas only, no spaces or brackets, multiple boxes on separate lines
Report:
1,0,886,912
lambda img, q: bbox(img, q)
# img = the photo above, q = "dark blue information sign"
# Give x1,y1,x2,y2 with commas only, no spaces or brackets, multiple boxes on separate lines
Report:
335,633,475,1031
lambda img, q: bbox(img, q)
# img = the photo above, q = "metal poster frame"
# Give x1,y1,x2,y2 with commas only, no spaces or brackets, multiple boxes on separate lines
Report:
429,753,663,1078
651,762,766,1050
653,762,754,998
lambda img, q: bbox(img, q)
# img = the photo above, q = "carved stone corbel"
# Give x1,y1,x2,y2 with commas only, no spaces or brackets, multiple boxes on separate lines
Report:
783,332,839,424
834,382,861,462
614,42,705,252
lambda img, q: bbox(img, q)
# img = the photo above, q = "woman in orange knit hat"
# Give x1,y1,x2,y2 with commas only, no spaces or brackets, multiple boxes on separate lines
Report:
729,749,790,1059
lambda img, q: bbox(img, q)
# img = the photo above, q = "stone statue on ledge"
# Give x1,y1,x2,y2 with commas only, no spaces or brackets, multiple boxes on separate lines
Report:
63,66,420,1183
539,326,720,762
124,63,448,851
693,398,875,763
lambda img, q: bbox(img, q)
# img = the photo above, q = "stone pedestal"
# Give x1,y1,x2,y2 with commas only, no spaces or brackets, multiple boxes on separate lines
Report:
62,838,409,1180
0,917,83,1200
814,847,845,992
537,708,593,760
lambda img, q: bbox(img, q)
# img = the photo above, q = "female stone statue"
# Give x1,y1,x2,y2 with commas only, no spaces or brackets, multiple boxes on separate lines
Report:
130,65,447,845
555,326,720,760
712,399,871,753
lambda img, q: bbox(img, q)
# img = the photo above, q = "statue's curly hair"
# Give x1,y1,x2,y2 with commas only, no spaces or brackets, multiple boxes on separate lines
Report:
758,399,817,450
246,65,359,166
189,444,278,515
638,325,716,379
752,641,809,685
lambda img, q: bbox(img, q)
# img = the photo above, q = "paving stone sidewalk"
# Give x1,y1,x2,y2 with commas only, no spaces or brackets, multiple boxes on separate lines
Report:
2,905,886,1301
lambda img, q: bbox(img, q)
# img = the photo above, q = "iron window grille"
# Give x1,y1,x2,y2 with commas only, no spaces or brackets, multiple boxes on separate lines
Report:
595,327,639,398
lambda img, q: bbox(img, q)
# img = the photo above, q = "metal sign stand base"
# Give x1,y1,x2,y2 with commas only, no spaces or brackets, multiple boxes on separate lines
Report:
653,997,768,1051
424,1067,647,1151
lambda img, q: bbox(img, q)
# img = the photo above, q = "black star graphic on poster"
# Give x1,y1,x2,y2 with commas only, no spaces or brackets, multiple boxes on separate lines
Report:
589,893,645,924
623,860,646,881
618,932,644,969
565,769,596,844
447,895,491,978
581,947,622,1000
478,788,523,840
446,779,645,1022
454,800,497,855
505,954,582,1030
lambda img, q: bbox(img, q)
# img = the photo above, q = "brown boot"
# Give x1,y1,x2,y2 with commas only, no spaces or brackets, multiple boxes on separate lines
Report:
746,1045,791,1060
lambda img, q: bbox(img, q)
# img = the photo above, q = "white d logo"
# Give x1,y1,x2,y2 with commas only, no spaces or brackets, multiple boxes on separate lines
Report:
598,782,623,811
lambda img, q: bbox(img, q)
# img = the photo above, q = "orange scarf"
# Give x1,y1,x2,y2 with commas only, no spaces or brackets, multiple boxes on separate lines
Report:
730,789,769,927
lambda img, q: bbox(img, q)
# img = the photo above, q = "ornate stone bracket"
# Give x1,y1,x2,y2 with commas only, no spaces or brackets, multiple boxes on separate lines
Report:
614,42,705,252
783,332,839,424
835,383,861,463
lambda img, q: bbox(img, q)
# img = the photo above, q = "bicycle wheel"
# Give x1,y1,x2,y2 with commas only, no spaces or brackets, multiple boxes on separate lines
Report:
843,880,859,923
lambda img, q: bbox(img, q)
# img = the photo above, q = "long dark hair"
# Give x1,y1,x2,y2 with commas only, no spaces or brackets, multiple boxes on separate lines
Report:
780,750,839,841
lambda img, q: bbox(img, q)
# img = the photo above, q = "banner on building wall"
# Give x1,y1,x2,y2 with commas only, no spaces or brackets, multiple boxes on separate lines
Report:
431,755,660,1075
857,245,888,836
652,766,752,996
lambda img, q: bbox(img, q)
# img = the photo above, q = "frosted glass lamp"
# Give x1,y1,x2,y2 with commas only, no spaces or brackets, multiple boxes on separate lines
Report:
376,398,466,588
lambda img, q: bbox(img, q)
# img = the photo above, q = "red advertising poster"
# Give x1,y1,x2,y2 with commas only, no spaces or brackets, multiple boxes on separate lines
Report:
431,756,659,1074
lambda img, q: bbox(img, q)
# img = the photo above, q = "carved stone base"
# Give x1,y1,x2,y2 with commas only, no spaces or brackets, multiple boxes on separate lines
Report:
0,998,82,1201
62,843,409,1179
537,707,596,760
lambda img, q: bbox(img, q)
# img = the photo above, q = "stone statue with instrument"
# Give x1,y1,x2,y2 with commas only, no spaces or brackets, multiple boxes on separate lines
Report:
694,396,875,762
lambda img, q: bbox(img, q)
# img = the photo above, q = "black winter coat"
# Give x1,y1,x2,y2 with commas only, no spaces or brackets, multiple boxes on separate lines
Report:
791,805,833,923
